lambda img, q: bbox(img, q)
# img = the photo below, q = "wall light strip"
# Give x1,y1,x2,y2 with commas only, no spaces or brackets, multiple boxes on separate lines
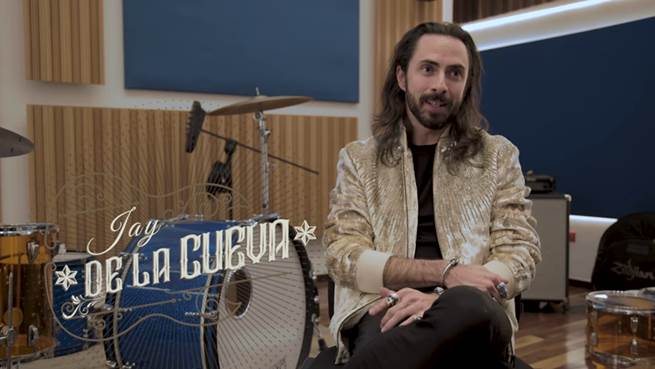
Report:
570,214,617,223
462,0,615,32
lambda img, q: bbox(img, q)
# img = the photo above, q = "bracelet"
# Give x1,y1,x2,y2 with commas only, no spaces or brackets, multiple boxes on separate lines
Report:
440,257,459,287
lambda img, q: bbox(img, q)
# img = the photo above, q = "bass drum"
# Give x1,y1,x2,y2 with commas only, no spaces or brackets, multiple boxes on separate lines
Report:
103,219,316,369
52,251,95,357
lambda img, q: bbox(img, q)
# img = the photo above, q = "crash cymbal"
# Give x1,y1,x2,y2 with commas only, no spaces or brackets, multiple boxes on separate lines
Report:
0,126,34,158
208,95,312,116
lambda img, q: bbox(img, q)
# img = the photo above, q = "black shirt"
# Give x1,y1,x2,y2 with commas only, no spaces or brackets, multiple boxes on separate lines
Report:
408,142,443,261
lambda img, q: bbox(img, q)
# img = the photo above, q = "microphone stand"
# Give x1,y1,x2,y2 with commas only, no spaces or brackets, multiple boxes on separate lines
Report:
207,140,236,219
198,128,319,176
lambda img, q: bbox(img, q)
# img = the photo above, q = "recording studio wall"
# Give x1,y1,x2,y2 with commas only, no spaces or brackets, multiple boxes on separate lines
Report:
27,105,357,256
23,0,104,84
373,0,442,114
480,16,655,218
122,0,359,102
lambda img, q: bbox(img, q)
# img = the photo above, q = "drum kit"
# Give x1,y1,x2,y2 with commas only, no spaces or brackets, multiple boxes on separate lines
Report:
586,288,655,368
0,94,321,369
187,89,315,216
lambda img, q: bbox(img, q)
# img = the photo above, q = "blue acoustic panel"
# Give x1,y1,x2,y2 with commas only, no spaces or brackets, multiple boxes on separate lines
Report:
480,17,655,218
123,0,359,102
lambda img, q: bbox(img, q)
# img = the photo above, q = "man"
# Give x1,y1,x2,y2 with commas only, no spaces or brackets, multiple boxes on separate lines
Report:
324,22,541,368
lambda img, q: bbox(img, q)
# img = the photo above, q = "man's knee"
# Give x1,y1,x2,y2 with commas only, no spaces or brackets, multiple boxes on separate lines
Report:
436,285,496,325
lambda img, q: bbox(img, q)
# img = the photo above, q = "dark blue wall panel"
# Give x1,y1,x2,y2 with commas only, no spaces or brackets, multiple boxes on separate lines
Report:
480,17,655,218
123,0,359,102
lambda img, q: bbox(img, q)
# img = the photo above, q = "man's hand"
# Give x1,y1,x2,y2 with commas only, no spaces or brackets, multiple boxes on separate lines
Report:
368,287,438,333
444,264,508,300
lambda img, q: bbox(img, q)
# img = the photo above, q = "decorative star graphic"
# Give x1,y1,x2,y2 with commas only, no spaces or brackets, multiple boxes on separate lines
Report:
55,264,78,291
294,220,317,246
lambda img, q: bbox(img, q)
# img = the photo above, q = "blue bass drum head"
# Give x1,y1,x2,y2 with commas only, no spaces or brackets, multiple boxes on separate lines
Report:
102,219,315,369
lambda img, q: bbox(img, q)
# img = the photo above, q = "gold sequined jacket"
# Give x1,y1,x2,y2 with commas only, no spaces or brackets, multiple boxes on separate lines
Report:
324,127,541,364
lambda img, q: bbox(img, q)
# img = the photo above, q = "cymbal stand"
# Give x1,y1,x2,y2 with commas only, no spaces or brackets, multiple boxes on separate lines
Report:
254,110,271,215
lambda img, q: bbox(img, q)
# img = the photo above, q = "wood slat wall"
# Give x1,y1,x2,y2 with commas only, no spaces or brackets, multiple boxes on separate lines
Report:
453,0,557,24
28,105,356,256
23,0,104,84
373,0,442,115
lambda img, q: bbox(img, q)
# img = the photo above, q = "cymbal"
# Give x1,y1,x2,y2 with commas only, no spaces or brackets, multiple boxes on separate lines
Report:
208,95,312,116
0,126,34,158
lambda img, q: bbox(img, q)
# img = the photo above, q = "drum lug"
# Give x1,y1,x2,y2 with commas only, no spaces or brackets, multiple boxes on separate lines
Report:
641,287,655,298
26,240,40,263
52,241,67,255
27,324,39,346
119,252,145,261
185,311,218,320
105,360,133,369
0,325,16,346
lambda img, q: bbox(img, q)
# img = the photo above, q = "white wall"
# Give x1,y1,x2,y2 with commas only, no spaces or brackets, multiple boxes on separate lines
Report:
465,0,655,51
3,0,655,223
0,0,375,223
569,215,616,282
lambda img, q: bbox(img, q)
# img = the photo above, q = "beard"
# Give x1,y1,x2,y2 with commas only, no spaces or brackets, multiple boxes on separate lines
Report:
405,89,459,131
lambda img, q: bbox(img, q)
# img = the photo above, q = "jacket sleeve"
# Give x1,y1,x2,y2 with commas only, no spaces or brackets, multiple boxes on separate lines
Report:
483,141,542,299
324,147,393,293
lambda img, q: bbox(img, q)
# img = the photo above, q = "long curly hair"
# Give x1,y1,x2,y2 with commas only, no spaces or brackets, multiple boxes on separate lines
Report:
373,22,488,172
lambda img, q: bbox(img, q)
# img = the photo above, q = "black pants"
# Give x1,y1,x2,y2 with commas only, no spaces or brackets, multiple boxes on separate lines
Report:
342,286,513,369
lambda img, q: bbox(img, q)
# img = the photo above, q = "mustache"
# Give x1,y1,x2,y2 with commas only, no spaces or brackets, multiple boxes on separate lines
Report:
419,92,451,106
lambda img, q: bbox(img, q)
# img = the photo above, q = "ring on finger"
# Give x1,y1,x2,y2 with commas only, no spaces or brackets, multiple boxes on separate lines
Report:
385,293,400,307
496,282,508,299
413,313,423,321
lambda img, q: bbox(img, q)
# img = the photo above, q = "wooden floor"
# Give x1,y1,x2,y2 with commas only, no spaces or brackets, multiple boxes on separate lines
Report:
310,282,651,369
514,286,594,369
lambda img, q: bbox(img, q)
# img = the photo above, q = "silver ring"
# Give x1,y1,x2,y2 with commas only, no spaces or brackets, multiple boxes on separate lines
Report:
385,293,399,307
496,282,508,299
413,313,423,321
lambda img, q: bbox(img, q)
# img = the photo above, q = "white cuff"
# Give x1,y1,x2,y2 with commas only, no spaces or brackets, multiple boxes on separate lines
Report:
355,249,393,293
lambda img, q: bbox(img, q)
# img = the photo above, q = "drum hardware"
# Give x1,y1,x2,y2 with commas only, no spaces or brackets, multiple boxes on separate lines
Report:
1,223,58,366
206,139,236,196
105,360,134,369
161,213,206,225
118,252,146,261
255,108,271,215
642,287,655,298
208,88,312,216
586,290,655,368
248,212,280,225
0,272,15,369
184,311,218,320
196,127,318,175
0,126,34,158
53,241,66,256
207,139,237,219
308,269,327,352
26,325,38,347
26,241,39,263
206,92,312,116
186,89,317,215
